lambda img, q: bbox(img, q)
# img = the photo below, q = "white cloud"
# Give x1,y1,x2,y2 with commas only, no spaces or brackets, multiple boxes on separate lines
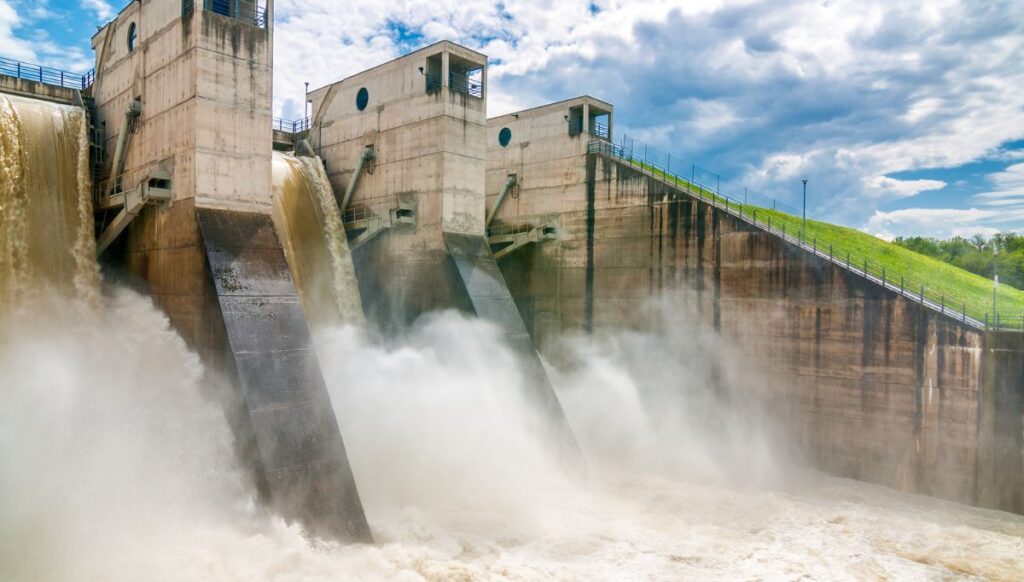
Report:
862,175,946,200
0,0,36,61
866,207,1024,239
79,0,114,21
8,0,1017,239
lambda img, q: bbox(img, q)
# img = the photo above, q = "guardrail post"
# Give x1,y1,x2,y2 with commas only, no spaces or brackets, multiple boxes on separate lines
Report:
920,285,925,303
962,304,966,323
900,275,904,294
813,236,817,253
941,295,945,314
882,267,886,286
829,244,833,260
846,251,850,269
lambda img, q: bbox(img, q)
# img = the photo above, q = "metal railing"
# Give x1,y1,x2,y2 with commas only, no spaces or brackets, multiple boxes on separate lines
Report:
272,117,310,133
589,138,1024,332
590,121,610,140
204,0,268,29
449,71,483,98
342,205,374,225
255,6,268,28
0,56,94,90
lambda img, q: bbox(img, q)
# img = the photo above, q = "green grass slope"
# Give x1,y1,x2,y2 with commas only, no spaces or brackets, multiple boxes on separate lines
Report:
629,157,1024,327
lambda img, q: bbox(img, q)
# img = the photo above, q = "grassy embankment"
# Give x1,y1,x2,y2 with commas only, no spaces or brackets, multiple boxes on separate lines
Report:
631,159,1024,325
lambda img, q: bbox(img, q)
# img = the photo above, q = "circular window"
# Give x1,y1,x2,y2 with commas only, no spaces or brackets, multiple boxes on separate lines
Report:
498,127,512,147
356,87,369,111
127,22,137,53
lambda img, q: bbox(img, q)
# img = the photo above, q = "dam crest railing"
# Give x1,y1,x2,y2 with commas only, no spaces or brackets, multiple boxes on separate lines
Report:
589,139,1023,332
0,56,94,91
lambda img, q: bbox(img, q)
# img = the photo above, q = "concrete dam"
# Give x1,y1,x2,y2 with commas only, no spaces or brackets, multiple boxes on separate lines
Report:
2,1,1023,579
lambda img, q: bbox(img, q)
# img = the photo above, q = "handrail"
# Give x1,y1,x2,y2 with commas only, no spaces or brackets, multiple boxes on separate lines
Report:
589,139,1024,332
449,71,483,98
0,56,94,90
272,117,310,133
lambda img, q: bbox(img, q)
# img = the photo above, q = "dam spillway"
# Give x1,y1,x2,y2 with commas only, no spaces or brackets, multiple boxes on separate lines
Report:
272,151,364,331
0,93,98,303
2,0,1024,578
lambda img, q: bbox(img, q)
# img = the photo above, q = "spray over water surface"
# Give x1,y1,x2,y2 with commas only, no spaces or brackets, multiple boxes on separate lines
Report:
3,302,1023,581
2,95,1023,581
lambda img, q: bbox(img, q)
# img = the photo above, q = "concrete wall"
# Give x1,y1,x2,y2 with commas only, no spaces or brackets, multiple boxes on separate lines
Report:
488,105,1024,513
309,41,488,327
91,0,272,212
90,0,275,346
486,97,616,334
0,77,80,105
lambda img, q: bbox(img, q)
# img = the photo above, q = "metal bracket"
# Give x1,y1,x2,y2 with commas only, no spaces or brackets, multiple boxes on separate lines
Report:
343,199,416,251
487,220,558,260
96,169,172,255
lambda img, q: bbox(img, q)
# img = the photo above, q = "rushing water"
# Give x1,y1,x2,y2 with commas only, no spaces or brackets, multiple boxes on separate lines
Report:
2,305,1023,581
1,94,1022,581
0,93,98,304
271,151,364,330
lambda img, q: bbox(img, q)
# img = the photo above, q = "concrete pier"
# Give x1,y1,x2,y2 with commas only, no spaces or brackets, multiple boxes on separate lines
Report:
86,0,371,541
308,42,580,456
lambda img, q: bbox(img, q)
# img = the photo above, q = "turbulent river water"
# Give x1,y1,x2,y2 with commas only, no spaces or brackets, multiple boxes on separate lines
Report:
1,93,1022,581
1,299,1022,581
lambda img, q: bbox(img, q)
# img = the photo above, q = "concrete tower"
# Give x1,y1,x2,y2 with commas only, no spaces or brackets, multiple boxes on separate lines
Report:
89,0,371,542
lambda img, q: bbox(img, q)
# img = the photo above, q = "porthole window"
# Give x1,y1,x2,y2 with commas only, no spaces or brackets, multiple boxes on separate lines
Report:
127,22,137,53
498,127,512,147
356,87,369,111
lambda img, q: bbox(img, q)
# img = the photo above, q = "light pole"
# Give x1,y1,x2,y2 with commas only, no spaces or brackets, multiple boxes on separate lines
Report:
801,178,808,242
993,246,999,323
304,82,309,120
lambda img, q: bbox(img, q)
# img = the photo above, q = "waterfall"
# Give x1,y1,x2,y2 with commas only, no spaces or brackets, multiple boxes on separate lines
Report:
0,93,98,308
271,151,364,330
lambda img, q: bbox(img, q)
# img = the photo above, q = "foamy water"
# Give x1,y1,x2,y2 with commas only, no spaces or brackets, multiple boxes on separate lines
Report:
2,299,1022,581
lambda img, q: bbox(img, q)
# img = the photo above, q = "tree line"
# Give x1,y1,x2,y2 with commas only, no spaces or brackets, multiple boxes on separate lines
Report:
893,232,1024,290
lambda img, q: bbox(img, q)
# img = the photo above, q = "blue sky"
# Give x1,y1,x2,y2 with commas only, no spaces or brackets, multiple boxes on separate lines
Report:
4,0,1024,240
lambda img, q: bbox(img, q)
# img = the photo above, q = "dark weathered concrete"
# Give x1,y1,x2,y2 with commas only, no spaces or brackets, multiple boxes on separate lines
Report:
495,153,1024,513
445,232,580,456
196,208,371,542
106,201,371,541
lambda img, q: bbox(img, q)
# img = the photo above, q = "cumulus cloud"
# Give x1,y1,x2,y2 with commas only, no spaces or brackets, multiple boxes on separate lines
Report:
79,0,113,21
271,0,1024,238
2,0,94,70
7,0,1023,238
866,207,1023,240
862,176,946,201
975,163,1024,202
0,0,36,61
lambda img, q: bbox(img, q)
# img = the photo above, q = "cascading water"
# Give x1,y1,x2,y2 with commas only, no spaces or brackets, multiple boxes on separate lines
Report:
2,95,1022,580
0,93,98,305
271,151,364,330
